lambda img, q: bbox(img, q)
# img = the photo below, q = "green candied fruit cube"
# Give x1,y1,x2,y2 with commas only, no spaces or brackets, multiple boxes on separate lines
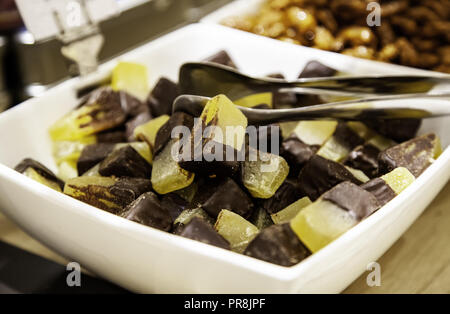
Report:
290,199,358,253
200,94,248,151
292,121,338,146
368,135,396,151
23,167,62,192
345,166,370,183
133,115,170,149
234,92,273,108
111,62,149,100
151,139,195,195
381,167,415,195
174,182,198,203
49,88,126,141
271,196,312,225
214,209,259,253
52,137,96,165
347,122,376,141
57,160,78,182
242,151,289,199
317,136,351,162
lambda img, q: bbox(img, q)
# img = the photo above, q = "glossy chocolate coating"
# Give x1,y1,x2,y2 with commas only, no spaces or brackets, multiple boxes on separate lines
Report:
161,193,190,222
323,181,381,220
96,130,126,143
298,155,362,201
260,180,304,214
15,158,64,189
109,178,153,208
361,178,397,206
281,136,316,177
125,111,152,142
378,133,437,177
244,224,311,267
204,50,238,69
177,217,230,250
119,91,145,117
333,122,365,150
99,146,152,178
77,143,116,175
194,177,254,219
147,77,180,117
121,192,172,232
298,61,337,78
154,112,194,155
345,144,380,178
363,118,421,142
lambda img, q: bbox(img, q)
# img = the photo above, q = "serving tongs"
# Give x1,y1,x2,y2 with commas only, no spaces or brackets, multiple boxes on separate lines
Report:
174,62,450,124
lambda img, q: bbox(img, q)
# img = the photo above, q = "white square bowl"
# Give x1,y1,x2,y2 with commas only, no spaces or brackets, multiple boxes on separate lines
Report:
0,23,449,293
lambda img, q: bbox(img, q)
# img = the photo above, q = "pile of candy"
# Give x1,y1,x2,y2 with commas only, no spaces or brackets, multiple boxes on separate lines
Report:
15,51,442,266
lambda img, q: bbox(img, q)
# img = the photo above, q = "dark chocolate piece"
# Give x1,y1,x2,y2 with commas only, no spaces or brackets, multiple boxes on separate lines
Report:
194,177,254,219
161,193,190,221
244,224,311,267
119,91,145,117
344,144,380,178
333,122,365,150
109,178,153,208
77,143,116,175
363,118,421,142
96,130,126,143
147,77,180,117
203,50,237,69
298,155,362,201
378,133,438,177
281,136,315,177
178,140,241,177
99,146,152,178
125,111,152,142
82,87,127,131
361,178,397,206
177,217,230,250
154,112,194,155
299,61,337,78
15,158,64,189
121,192,172,232
260,180,304,214
323,181,381,220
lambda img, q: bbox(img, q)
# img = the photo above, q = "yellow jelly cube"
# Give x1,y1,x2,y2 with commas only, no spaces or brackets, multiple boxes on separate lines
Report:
271,196,312,225
111,62,149,100
381,167,415,195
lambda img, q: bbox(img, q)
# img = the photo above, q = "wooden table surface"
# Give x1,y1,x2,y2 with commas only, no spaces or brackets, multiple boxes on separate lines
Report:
1,182,449,294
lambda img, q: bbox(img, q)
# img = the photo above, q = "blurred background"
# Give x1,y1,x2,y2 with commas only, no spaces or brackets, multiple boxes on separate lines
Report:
0,0,234,112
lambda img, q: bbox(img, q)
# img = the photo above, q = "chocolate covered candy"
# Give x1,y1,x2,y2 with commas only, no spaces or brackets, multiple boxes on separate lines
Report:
344,144,380,178
249,207,274,230
121,192,172,231
15,158,65,191
378,133,442,177
125,111,152,142
151,139,195,195
154,112,194,155
178,217,230,250
298,155,362,201
291,182,380,252
64,176,152,213
160,193,190,221
299,61,337,78
134,115,170,149
363,118,422,142
49,87,127,141
174,207,214,230
280,136,316,177
244,224,311,267
214,209,259,253
259,180,304,215
317,122,364,162
147,77,180,117
98,146,152,178
194,177,254,219
271,196,312,225
204,50,237,69
77,143,116,175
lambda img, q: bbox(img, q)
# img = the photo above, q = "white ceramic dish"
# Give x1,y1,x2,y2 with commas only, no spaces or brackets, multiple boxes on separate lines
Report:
0,23,449,293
